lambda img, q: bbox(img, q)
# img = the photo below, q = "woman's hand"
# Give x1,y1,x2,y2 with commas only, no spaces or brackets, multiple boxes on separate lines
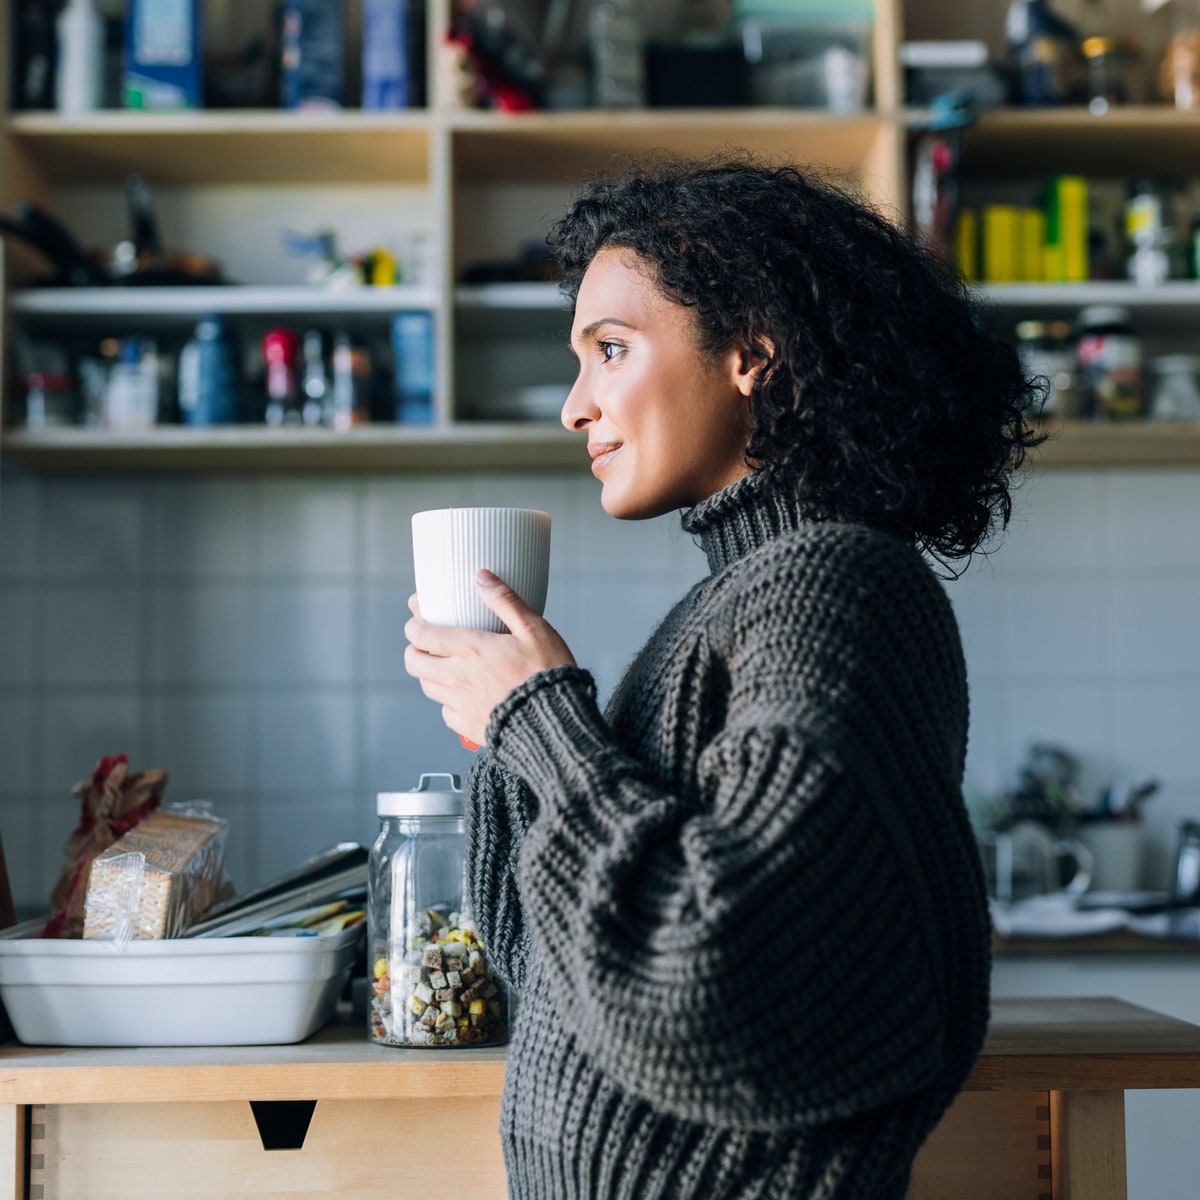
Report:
404,569,576,748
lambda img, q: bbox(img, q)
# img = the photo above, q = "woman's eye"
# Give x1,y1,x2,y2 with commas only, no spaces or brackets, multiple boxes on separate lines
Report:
600,341,621,362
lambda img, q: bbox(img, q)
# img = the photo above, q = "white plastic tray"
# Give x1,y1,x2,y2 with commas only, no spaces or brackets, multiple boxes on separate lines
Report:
0,920,363,1046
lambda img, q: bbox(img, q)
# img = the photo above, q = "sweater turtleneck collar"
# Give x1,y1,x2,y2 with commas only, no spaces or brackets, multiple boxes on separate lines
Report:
681,471,810,575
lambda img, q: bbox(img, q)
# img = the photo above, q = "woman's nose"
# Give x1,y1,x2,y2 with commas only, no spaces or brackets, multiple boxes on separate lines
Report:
561,374,597,432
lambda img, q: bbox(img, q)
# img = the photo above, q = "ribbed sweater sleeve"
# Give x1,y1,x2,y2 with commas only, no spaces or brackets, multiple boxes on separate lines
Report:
483,532,955,1134
464,752,538,992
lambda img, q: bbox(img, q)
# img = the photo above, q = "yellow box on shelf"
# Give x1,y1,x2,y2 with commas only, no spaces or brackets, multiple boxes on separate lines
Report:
1045,174,1088,283
956,208,979,282
1017,208,1046,283
983,205,1019,283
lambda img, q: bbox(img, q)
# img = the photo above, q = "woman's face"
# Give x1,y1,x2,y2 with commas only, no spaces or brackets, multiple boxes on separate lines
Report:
561,247,758,520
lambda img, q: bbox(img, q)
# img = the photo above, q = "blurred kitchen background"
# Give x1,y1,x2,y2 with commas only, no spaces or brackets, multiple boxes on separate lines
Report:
1,460,1197,914
5,0,1200,1191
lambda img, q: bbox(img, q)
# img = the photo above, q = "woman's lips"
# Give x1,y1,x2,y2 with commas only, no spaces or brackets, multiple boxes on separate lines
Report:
589,442,622,474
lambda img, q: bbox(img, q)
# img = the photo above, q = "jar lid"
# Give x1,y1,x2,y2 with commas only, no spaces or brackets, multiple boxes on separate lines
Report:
377,772,464,817
1078,305,1132,328
1081,35,1140,58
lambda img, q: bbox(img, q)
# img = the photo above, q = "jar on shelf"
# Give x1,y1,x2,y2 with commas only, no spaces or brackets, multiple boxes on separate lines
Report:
1124,177,1189,285
1076,305,1144,420
367,773,508,1048
18,370,77,427
1014,319,1080,417
1081,35,1142,113
1158,0,1200,108
1147,354,1200,420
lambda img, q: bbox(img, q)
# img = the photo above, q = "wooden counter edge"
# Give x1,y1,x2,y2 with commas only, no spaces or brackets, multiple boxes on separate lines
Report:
6,997,1200,1105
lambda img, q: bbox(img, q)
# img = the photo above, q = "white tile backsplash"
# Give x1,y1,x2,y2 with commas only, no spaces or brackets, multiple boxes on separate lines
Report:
363,584,413,683
0,469,40,580
0,797,41,909
258,478,358,576
43,586,144,685
253,583,356,684
0,698,37,793
147,692,254,795
1105,470,1200,570
4,463,1199,895
1111,577,1200,678
41,478,147,578
1112,683,1200,782
0,588,38,684
254,792,368,884
999,469,1105,570
149,584,253,684
151,478,256,576
255,690,357,791
997,574,1112,679
39,693,144,792
363,684,477,797
1000,681,1117,804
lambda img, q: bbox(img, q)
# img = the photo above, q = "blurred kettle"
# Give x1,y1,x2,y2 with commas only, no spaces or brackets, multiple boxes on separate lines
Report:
1173,822,1200,904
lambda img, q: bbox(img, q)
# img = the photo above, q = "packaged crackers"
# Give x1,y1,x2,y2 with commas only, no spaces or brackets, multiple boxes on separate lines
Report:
82,808,229,944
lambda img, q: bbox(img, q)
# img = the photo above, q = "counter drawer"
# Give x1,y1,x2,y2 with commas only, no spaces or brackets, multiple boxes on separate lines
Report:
28,1096,506,1199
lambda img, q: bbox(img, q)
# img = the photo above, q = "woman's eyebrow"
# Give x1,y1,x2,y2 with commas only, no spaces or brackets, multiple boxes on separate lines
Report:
572,317,637,347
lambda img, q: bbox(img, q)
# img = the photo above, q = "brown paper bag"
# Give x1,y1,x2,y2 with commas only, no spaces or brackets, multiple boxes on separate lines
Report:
43,754,168,938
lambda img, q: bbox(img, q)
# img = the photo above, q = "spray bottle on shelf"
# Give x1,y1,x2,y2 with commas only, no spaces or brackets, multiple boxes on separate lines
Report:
56,0,104,114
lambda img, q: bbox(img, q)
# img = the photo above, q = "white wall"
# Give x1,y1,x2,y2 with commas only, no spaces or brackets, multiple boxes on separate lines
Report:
1,460,1198,913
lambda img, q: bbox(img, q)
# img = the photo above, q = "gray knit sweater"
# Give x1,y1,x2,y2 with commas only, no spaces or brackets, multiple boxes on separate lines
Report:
466,471,991,1200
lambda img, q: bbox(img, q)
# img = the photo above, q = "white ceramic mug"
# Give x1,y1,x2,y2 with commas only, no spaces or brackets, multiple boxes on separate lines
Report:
411,507,551,634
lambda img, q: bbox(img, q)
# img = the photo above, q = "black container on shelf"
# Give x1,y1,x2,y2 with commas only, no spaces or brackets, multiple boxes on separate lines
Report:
646,42,746,107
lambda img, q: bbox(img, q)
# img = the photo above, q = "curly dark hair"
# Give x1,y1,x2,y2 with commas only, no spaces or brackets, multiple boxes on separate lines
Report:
548,153,1044,567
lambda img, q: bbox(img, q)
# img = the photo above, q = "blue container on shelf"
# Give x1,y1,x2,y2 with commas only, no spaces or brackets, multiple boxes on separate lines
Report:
392,311,434,425
177,315,242,426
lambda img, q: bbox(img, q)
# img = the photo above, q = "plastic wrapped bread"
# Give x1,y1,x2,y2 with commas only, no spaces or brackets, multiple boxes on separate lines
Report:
82,809,228,943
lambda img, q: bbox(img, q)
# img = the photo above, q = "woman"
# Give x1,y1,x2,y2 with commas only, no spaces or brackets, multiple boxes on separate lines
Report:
404,156,1041,1199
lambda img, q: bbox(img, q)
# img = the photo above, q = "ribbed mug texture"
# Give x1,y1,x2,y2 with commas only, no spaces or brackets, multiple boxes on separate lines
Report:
411,508,551,633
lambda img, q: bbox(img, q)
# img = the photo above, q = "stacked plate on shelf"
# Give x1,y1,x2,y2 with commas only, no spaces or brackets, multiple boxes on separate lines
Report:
472,385,568,423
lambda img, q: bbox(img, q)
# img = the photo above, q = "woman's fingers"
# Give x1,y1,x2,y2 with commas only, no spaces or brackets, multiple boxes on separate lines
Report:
474,569,538,635
404,614,482,658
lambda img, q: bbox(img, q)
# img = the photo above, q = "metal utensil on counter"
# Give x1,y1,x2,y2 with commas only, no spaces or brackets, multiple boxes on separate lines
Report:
1173,822,1200,905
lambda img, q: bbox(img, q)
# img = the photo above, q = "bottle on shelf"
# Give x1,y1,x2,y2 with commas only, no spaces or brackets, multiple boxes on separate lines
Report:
14,0,58,110
300,329,328,427
178,316,242,427
105,336,161,430
330,333,357,431
392,312,434,425
55,0,105,115
281,0,347,110
588,0,645,108
1005,0,1081,105
262,328,302,426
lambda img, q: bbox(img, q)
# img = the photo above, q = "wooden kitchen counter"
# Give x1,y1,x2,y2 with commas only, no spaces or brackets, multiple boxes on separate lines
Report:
3,997,1199,1199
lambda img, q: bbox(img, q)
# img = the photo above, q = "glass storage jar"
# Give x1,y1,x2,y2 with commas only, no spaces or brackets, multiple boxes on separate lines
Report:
367,772,508,1048
1014,319,1080,416
1076,304,1144,420
1147,354,1200,420
1159,0,1200,108
1081,35,1142,113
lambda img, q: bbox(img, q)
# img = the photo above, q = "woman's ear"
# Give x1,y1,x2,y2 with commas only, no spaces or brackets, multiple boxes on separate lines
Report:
731,335,775,398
